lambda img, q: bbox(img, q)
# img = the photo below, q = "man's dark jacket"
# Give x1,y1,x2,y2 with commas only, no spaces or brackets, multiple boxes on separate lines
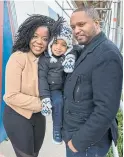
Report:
62,32,123,152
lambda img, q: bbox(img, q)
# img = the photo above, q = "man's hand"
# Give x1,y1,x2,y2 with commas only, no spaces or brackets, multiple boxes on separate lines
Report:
41,98,52,116
68,140,78,152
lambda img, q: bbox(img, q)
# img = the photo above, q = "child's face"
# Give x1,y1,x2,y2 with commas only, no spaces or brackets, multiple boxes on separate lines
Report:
51,39,67,56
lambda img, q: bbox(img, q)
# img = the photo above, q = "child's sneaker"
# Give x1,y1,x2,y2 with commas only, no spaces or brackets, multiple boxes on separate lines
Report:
52,128,63,145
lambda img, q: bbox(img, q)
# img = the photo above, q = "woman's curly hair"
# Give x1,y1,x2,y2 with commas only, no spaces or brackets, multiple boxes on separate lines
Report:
12,14,55,53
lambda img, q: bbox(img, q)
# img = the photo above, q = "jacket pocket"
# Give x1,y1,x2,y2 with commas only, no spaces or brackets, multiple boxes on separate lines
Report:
67,110,89,124
62,129,75,143
48,76,63,85
73,75,82,102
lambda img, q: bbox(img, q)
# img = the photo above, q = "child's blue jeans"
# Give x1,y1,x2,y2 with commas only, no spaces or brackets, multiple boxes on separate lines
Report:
51,90,63,129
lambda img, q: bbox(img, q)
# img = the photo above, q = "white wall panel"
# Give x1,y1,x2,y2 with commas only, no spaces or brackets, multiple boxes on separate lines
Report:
14,0,73,27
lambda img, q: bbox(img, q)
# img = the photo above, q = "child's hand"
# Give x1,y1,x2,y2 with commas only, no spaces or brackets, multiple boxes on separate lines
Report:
41,98,52,116
62,54,75,73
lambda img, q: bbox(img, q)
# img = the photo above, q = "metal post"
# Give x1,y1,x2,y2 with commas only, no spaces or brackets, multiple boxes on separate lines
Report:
108,10,112,38
66,0,74,11
55,0,70,18
119,0,123,52
111,0,118,45
62,1,64,17
112,141,119,157
111,100,123,157
32,0,35,14
120,100,123,112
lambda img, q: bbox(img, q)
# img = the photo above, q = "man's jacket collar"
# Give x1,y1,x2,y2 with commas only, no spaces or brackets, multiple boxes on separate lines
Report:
75,32,107,69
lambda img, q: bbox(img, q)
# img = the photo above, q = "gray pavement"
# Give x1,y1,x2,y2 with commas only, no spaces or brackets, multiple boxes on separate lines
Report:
0,116,66,157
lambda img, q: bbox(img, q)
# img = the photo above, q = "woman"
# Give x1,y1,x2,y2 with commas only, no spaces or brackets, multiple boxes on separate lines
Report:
3,14,55,157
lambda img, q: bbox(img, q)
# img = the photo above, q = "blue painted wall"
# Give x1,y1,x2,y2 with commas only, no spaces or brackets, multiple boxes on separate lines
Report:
0,1,13,143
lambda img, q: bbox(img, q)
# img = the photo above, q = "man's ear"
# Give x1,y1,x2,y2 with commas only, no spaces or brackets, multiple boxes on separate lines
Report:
94,20,101,30
94,20,100,26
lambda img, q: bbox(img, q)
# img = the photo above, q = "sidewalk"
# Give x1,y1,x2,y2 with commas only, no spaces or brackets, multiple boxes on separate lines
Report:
0,116,65,157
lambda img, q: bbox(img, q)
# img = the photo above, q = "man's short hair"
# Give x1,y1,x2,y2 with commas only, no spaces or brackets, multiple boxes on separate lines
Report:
73,6,100,21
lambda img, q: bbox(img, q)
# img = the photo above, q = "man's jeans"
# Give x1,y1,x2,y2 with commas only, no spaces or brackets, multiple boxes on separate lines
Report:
66,132,111,157
51,90,63,129
66,145,110,157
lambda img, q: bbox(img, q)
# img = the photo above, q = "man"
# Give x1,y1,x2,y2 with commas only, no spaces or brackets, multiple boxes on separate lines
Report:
62,6,123,157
